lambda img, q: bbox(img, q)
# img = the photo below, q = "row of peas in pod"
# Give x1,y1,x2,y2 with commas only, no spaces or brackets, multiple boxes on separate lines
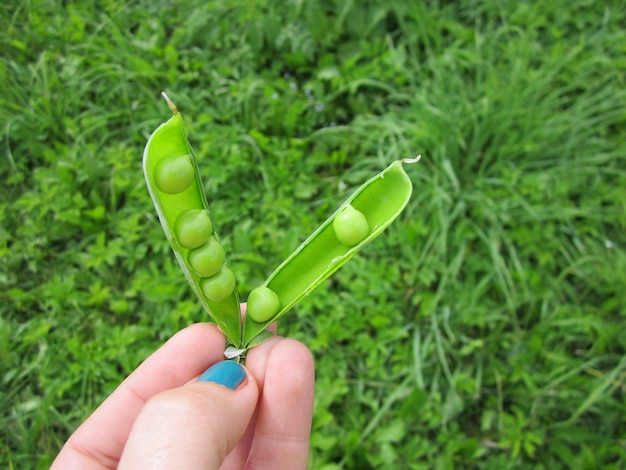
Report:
161,185,234,303
143,95,241,344
144,93,418,355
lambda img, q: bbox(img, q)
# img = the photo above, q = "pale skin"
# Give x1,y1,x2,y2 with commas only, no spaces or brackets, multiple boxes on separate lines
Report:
51,305,315,469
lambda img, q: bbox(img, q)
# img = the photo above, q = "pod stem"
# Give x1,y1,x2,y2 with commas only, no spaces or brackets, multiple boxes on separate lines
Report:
161,91,178,114
401,155,422,164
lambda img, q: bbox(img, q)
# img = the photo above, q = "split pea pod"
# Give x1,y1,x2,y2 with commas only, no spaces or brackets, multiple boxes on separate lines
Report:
243,157,420,346
143,93,241,345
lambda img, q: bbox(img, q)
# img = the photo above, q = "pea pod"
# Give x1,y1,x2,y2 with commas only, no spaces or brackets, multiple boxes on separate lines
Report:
243,157,419,346
143,93,241,345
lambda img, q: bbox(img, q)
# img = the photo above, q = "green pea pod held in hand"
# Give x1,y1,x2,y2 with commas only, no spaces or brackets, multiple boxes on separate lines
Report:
243,157,419,346
143,94,241,345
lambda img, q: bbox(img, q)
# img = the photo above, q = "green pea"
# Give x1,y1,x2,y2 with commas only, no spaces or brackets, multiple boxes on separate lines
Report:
333,205,370,247
154,154,195,194
201,266,236,302
247,286,280,323
174,209,213,249
188,237,225,277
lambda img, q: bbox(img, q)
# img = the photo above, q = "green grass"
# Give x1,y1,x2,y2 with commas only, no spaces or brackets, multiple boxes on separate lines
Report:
2,0,625,468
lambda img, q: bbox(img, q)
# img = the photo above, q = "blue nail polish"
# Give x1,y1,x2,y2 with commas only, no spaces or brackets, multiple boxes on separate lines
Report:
197,360,246,390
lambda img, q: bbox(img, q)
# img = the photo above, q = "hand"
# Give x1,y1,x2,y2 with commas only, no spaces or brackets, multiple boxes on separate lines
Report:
51,315,315,469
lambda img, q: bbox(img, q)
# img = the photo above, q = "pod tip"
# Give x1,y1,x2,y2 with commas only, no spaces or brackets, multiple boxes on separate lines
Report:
401,155,422,164
161,91,178,114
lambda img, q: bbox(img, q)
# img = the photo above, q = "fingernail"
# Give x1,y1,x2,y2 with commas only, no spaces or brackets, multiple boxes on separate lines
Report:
197,360,246,390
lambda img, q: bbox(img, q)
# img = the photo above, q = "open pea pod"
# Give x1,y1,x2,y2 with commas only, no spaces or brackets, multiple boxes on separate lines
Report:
143,94,241,345
242,158,418,346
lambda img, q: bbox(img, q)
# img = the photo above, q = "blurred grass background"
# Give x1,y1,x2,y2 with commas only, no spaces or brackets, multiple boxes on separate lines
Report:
1,0,625,468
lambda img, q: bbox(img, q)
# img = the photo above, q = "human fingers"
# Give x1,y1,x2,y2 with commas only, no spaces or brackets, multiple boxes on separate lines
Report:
218,335,283,469
51,323,226,470
243,338,315,469
119,361,258,470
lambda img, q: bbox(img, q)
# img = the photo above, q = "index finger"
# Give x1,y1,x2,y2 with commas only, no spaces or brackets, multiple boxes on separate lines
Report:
51,322,226,469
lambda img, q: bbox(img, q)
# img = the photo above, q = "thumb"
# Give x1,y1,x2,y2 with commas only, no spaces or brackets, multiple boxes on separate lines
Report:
119,360,258,470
